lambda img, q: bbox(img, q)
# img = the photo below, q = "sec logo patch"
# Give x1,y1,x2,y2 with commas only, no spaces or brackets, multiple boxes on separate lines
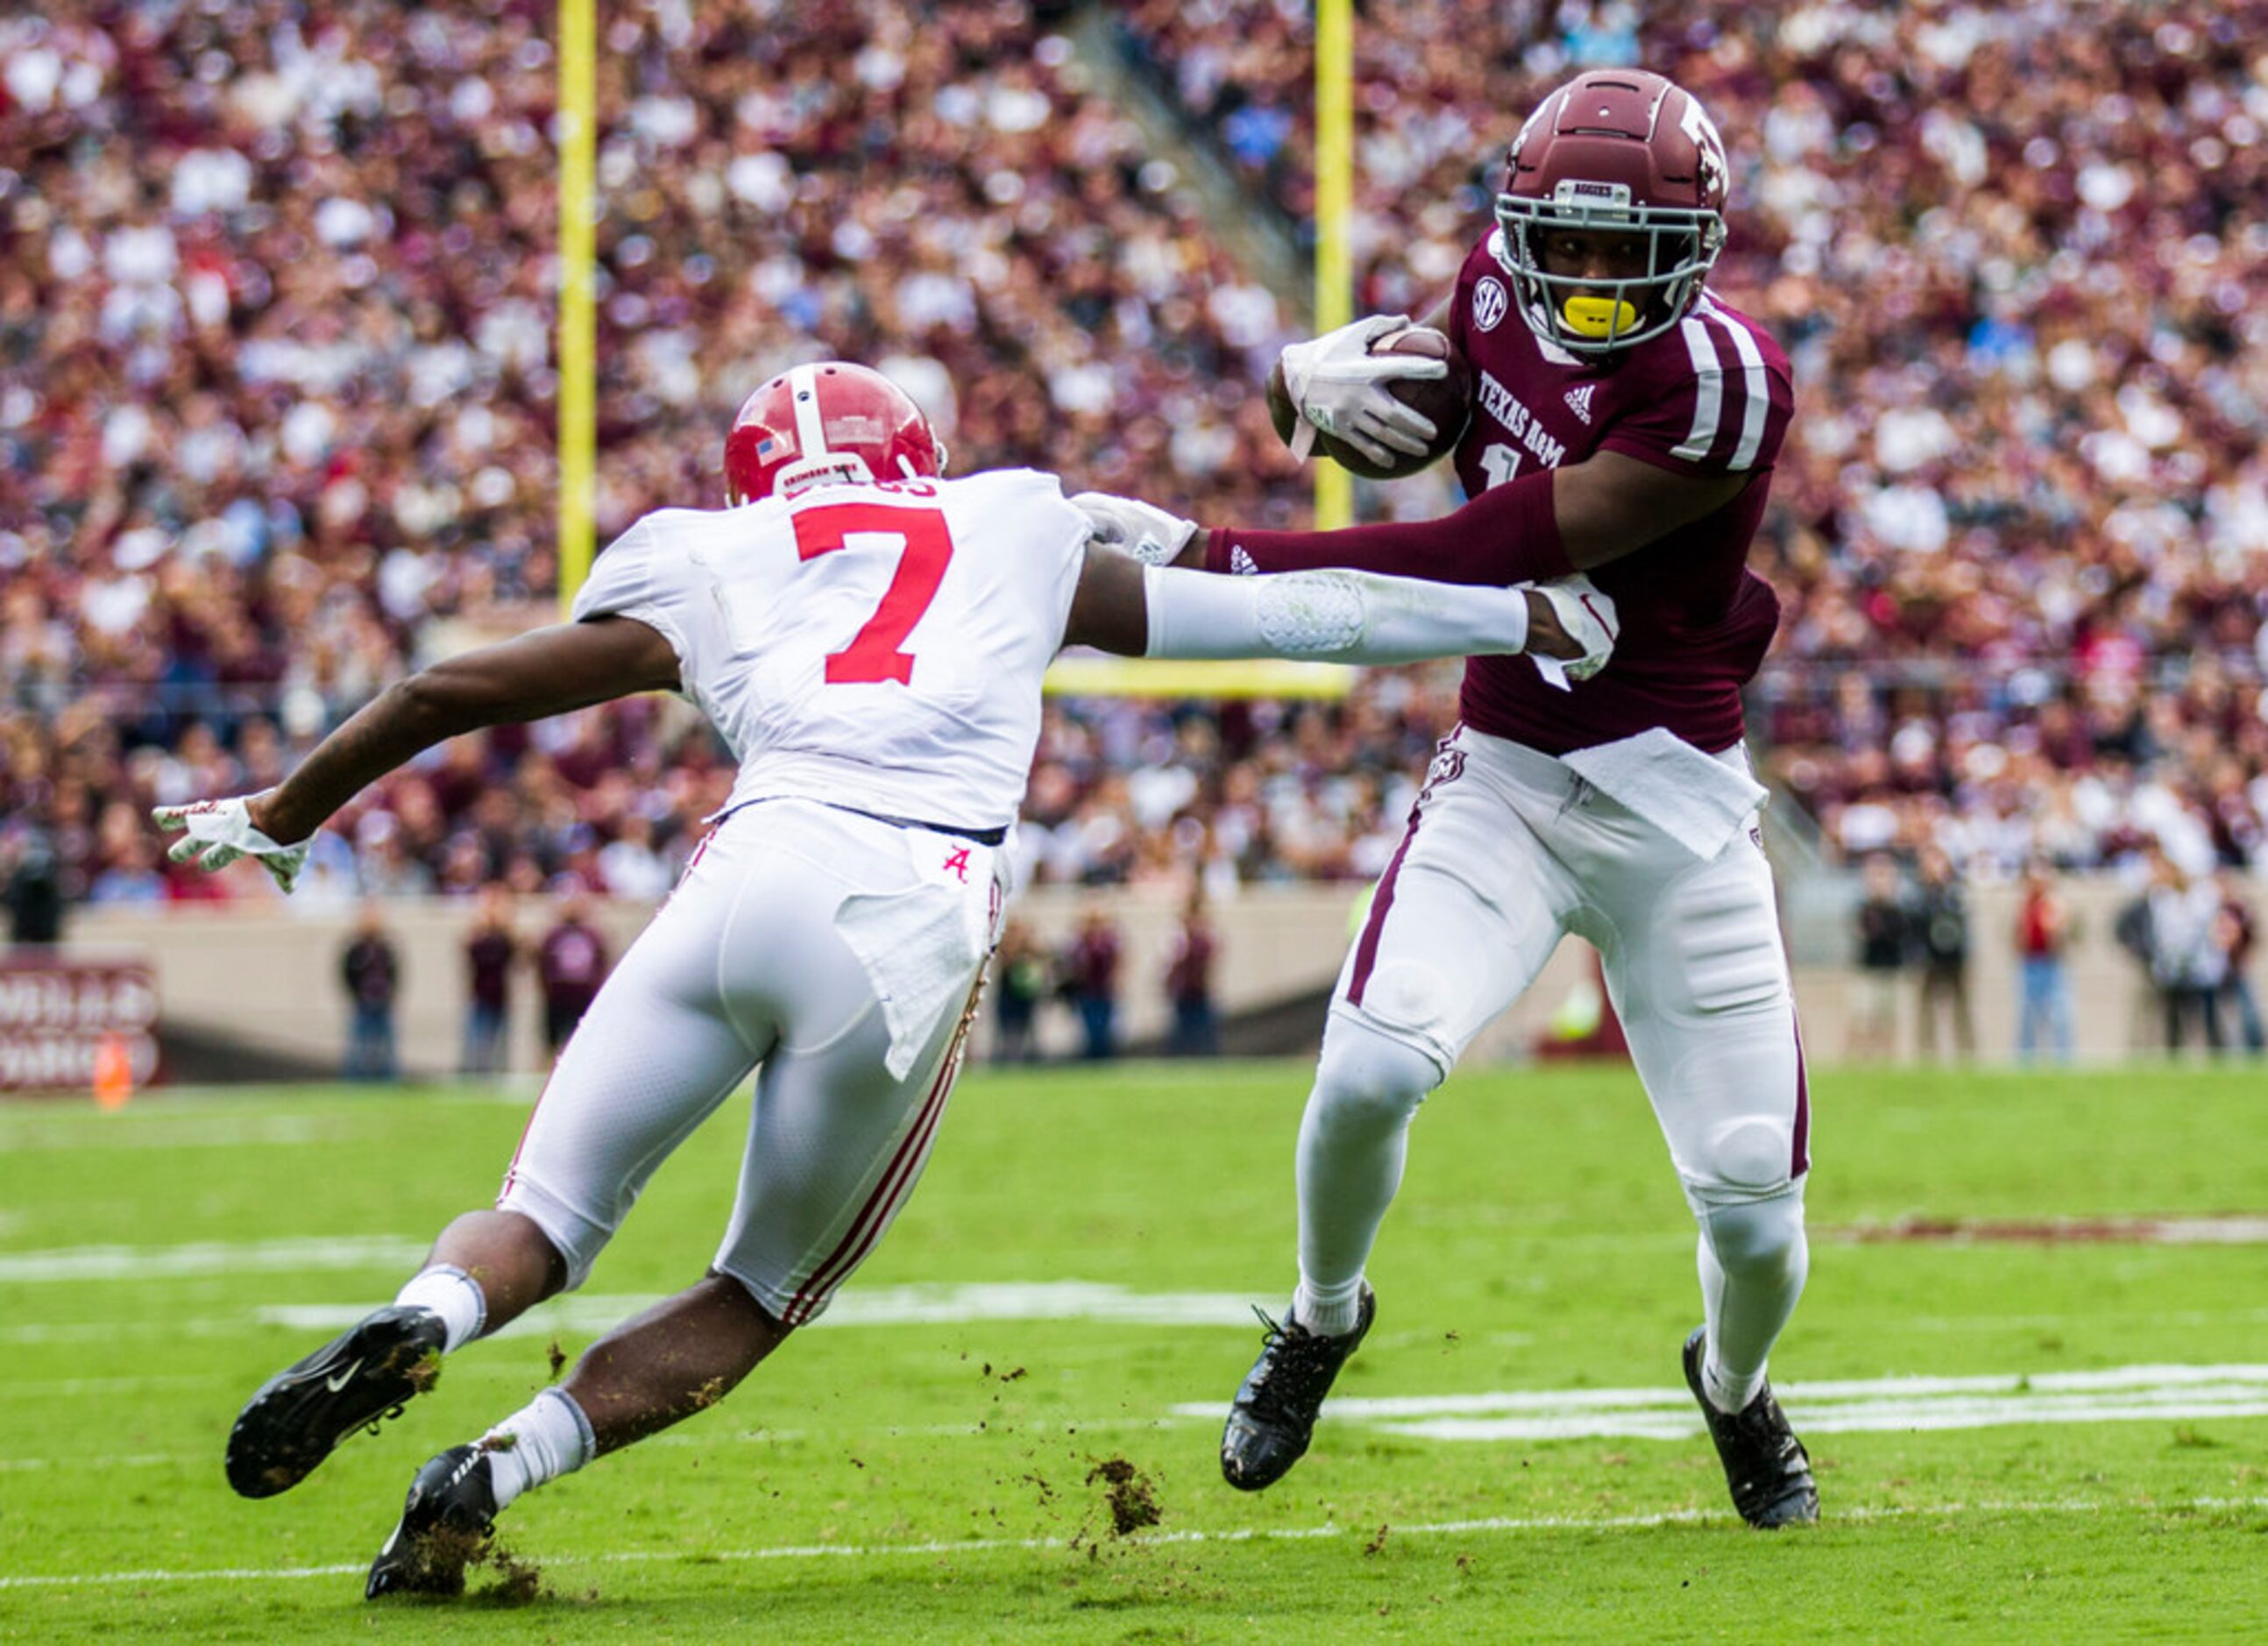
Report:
1472,276,1509,333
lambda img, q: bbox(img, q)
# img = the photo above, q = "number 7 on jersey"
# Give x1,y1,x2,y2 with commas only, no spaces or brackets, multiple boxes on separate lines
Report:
791,503,954,685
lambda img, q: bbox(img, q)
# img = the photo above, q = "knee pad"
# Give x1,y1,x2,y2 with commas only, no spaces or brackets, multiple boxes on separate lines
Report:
1694,1180,1806,1277
1694,1116,1797,1198
1311,1014,1444,1136
1350,955,1471,1060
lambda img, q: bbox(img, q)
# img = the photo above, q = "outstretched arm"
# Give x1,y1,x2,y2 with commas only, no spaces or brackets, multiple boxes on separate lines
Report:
252,617,678,845
1197,451,1748,583
1060,543,1613,678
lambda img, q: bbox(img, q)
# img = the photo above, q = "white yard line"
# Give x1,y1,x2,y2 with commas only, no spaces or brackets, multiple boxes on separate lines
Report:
251,1281,1263,1335
0,1117,342,1153
0,1237,429,1283
0,1452,180,1472
1159,1363,2268,1443
4,1496,2263,1592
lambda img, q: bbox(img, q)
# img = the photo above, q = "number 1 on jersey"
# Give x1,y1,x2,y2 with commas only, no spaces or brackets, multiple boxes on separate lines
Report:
1479,443,1524,489
791,503,954,685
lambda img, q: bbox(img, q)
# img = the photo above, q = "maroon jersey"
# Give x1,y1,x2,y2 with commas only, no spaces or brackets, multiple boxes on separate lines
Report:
1445,235,1793,753
1213,238,1795,756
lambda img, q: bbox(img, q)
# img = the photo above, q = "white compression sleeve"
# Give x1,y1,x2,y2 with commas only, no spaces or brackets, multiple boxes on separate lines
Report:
1141,565,1529,663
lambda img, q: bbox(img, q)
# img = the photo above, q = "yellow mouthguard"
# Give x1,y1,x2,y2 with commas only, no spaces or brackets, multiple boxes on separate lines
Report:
1562,295,1639,339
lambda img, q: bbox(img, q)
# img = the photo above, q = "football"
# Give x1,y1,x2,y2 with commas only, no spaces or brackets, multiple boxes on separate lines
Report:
1272,324,1474,480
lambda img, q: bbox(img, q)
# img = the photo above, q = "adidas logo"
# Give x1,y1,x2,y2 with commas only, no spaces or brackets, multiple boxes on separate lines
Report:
1563,384,1596,425
1230,545,1258,576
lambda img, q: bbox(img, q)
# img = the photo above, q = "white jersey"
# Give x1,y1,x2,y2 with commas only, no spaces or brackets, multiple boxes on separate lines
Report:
571,468,1088,833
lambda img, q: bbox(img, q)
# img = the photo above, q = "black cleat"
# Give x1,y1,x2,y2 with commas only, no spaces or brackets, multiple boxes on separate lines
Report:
226,1305,446,1499
1682,1326,1818,1528
1220,1286,1374,1491
365,1444,499,1600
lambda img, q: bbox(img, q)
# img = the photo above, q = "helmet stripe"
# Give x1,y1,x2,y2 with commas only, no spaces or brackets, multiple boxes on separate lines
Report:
787,362,828,457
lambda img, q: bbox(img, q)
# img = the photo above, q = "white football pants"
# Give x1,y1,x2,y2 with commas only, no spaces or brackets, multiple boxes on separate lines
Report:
498,799,1001,1325
1296,725,1809,1379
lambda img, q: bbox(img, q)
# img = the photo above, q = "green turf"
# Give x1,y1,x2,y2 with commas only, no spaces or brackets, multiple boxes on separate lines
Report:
3,1061,2264,1642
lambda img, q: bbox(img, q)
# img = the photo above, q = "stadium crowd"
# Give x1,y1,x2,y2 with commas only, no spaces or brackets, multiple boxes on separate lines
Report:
0,0,1323,912
4,0,2266,923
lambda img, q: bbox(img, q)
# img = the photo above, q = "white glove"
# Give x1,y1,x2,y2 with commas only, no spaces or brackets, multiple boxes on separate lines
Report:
1071,491,1200,567
152,794,312,893
1279,314,1449,466
1525,574,1620,691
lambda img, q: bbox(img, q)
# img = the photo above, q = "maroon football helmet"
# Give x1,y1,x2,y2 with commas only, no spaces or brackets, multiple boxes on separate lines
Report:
1493,68,1730,354
724,362,946,505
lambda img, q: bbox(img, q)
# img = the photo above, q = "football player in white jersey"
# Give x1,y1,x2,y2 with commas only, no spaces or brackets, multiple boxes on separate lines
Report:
156,361,1619,1599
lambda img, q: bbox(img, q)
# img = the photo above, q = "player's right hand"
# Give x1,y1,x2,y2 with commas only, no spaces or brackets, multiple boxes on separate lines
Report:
1522,574,1620,690
1071,493,1201,567
1279,315,1449,466
152,793,312,893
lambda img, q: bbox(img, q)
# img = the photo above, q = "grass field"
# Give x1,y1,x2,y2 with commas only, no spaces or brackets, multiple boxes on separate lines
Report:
3,1059,2264,1642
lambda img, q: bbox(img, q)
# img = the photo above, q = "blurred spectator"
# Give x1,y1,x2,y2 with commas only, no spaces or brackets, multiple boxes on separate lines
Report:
990,919,1049,1065
1,819,64,945
2144,850,2228,1054
1848,854,1910,1061
2215,870,2264,1054
340,899,400,1082
2013,862,2074,1063
1911,847,1974,1062
1060,905,1123,1061
536,884,609,1066
88,835,167,906
461,883,518,1078
595,812,675,904
1164,888,1221,1057
2113,863,2163,1055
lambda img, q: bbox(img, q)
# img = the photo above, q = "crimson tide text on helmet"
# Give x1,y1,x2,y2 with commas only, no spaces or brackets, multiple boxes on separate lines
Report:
1493,68,1730,355
724,362,947,505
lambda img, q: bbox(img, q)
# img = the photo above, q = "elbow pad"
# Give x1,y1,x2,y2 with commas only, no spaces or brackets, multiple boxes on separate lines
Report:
1257,572,1367,656
1145,566,1367,660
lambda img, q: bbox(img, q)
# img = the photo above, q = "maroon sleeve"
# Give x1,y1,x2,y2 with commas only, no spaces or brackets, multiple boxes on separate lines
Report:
1598,306,1794,479
1206,467,1572,586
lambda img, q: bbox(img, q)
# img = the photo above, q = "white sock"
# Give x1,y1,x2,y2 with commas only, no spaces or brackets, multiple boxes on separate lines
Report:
480,1388,595,1510
393,1265,487,1354
1291,1281,1365,1338
1293,1020,1438,1341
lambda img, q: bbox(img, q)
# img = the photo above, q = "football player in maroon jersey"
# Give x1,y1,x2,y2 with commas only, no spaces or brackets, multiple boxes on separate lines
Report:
1081,67,1818,1528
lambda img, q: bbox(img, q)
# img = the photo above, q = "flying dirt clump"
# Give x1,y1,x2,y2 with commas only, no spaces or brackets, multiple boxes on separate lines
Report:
1085,1457,1161,1536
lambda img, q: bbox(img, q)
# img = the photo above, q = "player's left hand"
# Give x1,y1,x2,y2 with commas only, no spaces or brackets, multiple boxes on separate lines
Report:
1071,493,1201,567
1522,574,1619,690
152,793,313,893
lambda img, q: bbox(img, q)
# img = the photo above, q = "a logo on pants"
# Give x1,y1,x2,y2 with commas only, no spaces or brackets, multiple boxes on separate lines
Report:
1421,744,1466,800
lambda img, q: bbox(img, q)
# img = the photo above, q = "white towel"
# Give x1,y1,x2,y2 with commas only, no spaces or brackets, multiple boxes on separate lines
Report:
1561,727,1769,862
834,848,996,1080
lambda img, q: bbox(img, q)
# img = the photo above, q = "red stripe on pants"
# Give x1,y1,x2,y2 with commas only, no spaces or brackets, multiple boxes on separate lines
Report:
783,976,985,1324
1790,1019,1811,1177
1348,807,1423,1008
